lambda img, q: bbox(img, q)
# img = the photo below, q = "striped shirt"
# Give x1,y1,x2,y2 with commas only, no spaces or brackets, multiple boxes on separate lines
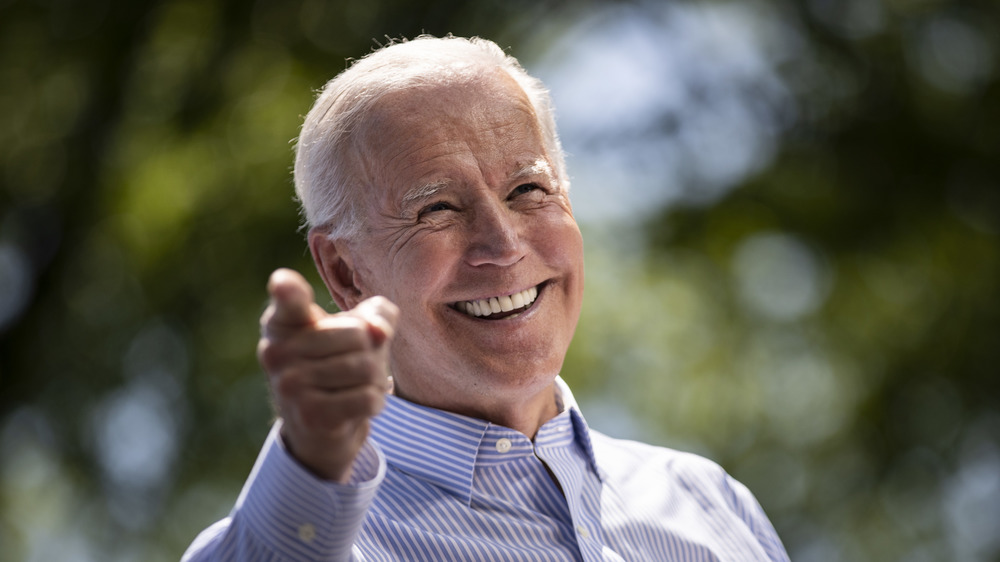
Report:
184,381,788,561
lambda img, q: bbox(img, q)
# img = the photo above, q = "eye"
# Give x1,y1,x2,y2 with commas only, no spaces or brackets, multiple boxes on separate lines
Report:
509,183,542,198
419,201,453,216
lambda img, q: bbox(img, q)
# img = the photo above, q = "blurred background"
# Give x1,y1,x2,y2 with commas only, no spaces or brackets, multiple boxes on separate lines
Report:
1,0,998,560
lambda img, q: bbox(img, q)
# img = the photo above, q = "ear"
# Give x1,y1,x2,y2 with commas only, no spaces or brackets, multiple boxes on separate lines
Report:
308,229,365,311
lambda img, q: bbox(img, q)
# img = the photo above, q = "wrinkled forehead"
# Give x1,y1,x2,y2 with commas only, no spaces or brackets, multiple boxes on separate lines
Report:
350,70,547,196
360,69,539,147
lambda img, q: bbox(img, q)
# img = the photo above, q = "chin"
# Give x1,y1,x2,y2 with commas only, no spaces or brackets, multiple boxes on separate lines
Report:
473,356,563,391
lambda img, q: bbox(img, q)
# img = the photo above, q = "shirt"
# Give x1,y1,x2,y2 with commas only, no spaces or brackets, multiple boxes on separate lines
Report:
184,381,789,561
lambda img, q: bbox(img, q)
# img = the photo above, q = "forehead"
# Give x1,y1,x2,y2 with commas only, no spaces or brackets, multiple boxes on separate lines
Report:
354,71,547,201
366,69,537,134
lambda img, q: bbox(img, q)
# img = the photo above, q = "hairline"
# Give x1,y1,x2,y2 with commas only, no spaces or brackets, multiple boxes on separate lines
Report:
293,36,569,242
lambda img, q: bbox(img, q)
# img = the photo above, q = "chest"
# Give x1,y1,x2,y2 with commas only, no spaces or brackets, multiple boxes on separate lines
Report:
353,453,768,561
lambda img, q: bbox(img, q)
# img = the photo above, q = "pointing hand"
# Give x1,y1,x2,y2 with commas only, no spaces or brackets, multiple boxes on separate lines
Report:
257,268,398,482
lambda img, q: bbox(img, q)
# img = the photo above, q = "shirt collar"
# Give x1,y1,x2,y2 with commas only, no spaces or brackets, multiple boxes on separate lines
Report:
369,376,601,504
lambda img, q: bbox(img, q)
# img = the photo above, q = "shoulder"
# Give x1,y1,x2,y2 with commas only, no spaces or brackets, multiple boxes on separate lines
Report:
589,429,748,511
589,429,725,477
588,430,790,561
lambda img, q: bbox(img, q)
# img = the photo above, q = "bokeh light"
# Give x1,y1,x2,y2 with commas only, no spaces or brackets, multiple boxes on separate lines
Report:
2,0,998,560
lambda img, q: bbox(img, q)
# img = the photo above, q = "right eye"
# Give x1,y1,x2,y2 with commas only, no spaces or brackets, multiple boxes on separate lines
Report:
419,201,453,215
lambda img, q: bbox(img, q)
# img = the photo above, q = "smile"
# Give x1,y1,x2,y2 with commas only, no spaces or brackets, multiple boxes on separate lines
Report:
453,285,540,319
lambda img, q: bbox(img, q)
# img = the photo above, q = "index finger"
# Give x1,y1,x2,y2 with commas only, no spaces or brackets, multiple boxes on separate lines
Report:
264,268,319,332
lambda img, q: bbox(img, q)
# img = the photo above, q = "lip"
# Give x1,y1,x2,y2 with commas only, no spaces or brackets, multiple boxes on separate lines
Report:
448,281,547,321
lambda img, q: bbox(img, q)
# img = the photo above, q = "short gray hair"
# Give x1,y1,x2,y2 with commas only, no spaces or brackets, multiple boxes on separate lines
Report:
293,35,568,239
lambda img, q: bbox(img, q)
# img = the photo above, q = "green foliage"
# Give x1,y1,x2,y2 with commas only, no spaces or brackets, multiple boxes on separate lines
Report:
1,0,998,560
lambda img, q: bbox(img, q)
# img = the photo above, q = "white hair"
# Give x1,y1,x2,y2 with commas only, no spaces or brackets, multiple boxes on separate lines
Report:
293,35,569,239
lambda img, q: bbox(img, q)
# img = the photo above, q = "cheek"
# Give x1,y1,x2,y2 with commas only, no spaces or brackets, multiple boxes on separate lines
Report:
540,218,584,271
387,236,462,297
551,223,586,311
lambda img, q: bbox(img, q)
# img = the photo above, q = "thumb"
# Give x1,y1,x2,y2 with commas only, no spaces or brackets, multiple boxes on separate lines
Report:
352,296,400,347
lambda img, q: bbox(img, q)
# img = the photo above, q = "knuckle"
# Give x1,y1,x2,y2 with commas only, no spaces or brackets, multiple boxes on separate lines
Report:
273,366,304,397
331,351,369,384
348,352,375,377
313,321,367,353
259,305,275,328
342,323,369,348
257,339,283,370
359,386,386,416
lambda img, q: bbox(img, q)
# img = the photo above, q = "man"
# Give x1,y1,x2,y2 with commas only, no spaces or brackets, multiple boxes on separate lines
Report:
185,35,789,561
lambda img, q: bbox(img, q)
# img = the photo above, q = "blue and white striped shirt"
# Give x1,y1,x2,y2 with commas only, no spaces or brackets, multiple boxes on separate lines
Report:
184,382,788,561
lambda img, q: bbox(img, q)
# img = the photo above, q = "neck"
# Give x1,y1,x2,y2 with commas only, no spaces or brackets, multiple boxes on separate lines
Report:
392,377,560,438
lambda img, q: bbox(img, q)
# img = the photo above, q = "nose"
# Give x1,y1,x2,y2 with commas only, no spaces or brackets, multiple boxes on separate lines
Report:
464,201,525,267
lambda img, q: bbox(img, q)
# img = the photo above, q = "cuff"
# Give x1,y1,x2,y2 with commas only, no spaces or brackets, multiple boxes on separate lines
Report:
232,420,385,560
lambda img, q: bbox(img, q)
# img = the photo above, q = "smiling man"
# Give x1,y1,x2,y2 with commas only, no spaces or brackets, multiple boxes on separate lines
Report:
184,36,788,561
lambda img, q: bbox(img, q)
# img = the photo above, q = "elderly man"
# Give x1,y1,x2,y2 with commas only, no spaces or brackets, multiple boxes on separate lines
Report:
185,36,788,561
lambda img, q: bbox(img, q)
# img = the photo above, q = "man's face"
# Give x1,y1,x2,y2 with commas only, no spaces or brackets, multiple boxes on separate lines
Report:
343,71,584,413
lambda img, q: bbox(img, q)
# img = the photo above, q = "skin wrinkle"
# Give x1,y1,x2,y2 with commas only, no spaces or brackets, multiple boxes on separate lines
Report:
366,78,545,174
357,80,552,225
387,166,550,273
403,159,554,220
327,71,583,435
369,126,554,273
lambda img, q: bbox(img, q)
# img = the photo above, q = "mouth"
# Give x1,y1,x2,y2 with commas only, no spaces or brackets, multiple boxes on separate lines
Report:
450,284,541,320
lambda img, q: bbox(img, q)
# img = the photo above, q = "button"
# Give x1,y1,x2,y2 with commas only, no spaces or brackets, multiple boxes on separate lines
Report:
298,523,316,543
495,438,512,453
576,525,590,539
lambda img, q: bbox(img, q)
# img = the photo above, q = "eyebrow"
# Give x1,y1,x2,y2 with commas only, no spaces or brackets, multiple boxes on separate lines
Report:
401,179,450,206
512,158,555,183
398,158,557,208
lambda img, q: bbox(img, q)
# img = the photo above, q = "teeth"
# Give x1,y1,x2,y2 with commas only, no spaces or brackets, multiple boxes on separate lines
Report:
511,292,524,308
457,286,539,318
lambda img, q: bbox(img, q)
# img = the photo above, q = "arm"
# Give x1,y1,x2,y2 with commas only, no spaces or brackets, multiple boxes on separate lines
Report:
184,269,399,560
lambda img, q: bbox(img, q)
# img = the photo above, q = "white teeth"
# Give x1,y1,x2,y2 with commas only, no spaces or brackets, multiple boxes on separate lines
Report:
457,286,539,318
511,292,524,308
